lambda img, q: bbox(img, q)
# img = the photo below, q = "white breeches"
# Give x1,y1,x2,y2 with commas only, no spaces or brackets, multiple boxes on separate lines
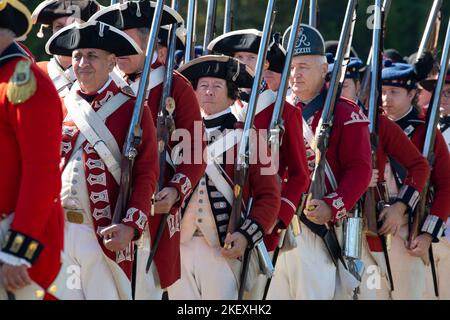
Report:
134,232,163,300
424,237,450,300
61,222,122,300
375,224,428,300
167,236,237,300
358,238,392,300
266,225,337,300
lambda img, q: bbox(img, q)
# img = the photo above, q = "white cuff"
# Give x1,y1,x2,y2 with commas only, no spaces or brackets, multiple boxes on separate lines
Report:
0,251,31,268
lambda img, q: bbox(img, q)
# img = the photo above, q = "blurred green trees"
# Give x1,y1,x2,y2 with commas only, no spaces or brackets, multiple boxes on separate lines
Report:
24,0,450,62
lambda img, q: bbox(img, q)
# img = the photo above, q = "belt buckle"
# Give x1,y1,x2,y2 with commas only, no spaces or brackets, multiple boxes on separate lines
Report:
66,210,84,224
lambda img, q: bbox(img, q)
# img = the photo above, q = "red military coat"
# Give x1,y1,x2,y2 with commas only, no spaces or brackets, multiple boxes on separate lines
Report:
366,114,430,251
0,42,64,296
393,108,450,240
135,61,206,288
298,92,372,222
250,100,310,251
61,80,159,279
201,112,280,243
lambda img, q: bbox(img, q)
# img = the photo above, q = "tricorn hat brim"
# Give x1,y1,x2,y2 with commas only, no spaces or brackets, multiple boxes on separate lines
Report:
207,29,263,56
420,71,450,92
0,0,32,38
45,20,142,57
159,25,186,50
31,0,102,25
89,1,183,30
178,55,255,89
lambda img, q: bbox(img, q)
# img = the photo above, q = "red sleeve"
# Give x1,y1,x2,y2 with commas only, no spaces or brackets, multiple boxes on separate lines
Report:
8,61,63,254
166,73,206,211
429,131,450,221
277,103,310,228
322,102,373,222
123,105,159,237
378,115,430,210
238,135,280,248
410,127,450,240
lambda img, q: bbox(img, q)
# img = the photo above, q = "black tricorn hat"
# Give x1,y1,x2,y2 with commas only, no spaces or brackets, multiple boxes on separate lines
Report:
0,0,32,38
325,39,359,58
31,0,102,25
45,20,142,56
89,0,183,31
283,23,325,56
266,32,286,74
420,68,450,92
207,29,263,56
158,25,186,50
178,55,255,89
382,48,407,64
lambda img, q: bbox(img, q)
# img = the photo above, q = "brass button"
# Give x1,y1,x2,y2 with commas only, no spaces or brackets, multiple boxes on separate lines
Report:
35,290,45,299
48,284,58,296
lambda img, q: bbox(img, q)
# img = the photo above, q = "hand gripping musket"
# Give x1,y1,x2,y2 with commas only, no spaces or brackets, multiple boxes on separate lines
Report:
305,0,359,296
226,0,277,301
145,0,181,274
409,18,450,298
361,0,395,293
184,0,197,64
357,0,391,106
417,0,443,59
262,0,307,301
223,0,233,34
308,0,319,28
111,0,166,298
203,0,217,55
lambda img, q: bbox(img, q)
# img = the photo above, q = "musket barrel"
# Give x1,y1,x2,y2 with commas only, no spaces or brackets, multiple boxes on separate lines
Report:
240,0,277,152
321,0,357,126
357,0,391,106
112,0,165,224
367,0,382,134
224,0,233,33
417,0,443,59
185,0,197,64
228,0,277,235
269,0,306,131
309,0,318,28
203,0,218,55
132,0,165,129
423,17,450,159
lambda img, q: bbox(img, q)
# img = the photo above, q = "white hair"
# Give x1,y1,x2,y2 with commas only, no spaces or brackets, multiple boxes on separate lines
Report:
315,55,327,66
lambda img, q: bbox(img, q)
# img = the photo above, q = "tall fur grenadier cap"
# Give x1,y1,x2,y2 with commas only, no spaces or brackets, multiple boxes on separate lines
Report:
89,0,183,30
283,23,325,56
178,55,255,89
0,0,32,38
45,19,143,57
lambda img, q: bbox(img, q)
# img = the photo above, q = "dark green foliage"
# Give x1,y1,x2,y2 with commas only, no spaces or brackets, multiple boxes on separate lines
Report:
23,0,450,62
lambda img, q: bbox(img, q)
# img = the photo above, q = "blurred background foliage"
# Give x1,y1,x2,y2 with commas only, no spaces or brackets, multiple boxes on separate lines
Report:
24,0,450,62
